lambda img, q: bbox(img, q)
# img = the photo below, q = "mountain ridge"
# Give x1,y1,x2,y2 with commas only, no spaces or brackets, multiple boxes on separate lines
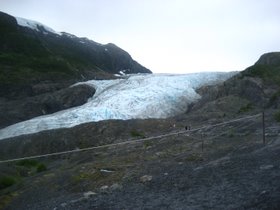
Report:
0,11,151,99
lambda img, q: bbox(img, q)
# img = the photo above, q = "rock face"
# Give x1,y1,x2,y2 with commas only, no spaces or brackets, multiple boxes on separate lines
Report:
0,84,95,128
0,11,151,127
187,52,280,120
0,11,151,99
255,52,280,66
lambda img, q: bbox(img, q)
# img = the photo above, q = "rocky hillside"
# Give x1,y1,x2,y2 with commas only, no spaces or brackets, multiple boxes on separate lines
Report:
0,52,279,209
0,11,151,128
0,11,151,99
186,52,280,121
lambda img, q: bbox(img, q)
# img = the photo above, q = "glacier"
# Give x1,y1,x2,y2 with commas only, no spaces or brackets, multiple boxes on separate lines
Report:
15,17,61,35
0,72,236,140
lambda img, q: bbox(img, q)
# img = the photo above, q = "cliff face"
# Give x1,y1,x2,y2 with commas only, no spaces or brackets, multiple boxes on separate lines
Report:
187,52,280,120
0,11,151,99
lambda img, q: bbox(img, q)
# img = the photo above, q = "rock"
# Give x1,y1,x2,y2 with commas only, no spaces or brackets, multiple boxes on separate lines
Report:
83,191,97,199
100,185,109,192
0,84,95,128
255,52,280,66
140,175,153,183
100,169,115,173
40,84,96,113
260,165,274,170
110,183,122,191
60,203,67,207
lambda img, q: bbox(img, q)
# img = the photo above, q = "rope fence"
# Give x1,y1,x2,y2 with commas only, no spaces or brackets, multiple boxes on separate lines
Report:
0,113,262,164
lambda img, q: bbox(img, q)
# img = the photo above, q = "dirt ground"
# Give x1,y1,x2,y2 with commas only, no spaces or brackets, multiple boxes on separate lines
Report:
1,112,279,210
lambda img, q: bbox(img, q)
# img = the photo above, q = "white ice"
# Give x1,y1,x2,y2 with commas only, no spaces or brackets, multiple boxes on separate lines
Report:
15,17,61,35
0,72,236,140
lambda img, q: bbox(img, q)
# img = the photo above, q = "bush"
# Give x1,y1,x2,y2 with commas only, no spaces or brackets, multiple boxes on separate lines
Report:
275,110,280,122
36,164,47,173
238,103,253,113
16,159,47,173
0,176,16,190
130,130,145,138
16,159,39,168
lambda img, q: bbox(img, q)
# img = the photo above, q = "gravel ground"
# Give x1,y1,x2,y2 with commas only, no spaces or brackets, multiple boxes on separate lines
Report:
2,116,280,210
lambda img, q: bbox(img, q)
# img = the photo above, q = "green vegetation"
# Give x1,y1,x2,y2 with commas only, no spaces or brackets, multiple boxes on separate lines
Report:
36,163,47,173
269,91,280,105
16,159,47,174
0,193,18,210
238,103,253,113
0,160,47,191
143,140,153,149
130,130,146,138
0,176,16,190
242,64,280,85
16,159,40,167
274,110,280,122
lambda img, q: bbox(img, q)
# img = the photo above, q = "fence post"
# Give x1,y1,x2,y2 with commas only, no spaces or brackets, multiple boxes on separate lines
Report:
262,111,266,145
201,133,204,153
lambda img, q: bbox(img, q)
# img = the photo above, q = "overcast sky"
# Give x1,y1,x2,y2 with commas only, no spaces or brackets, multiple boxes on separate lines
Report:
1,0,280,73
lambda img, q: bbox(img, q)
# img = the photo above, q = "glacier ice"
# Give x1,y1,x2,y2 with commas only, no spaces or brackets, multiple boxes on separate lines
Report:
15,17,61,35
0,72,236,140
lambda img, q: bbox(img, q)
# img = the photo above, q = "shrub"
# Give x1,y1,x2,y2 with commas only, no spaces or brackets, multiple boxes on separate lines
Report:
143,140,153,149
238,103,253,113
130,130,145,138
16,159,39,168
0,176,16,190
36,164,47,173
16,159,47,173
275,110,280,122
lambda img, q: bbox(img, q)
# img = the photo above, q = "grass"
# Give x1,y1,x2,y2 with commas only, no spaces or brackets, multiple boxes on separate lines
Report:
0,176,16,190
130,130,146,138
16,159,47,174
0,192,18,210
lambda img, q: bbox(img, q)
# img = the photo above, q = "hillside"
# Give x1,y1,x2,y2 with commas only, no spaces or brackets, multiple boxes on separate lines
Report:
0,11,151,128
0,53,280,209
0,11,151,99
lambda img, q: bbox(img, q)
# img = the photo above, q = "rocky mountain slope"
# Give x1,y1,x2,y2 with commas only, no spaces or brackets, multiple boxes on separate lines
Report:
0,52,279,209
0,12,151,93
0,11,151,127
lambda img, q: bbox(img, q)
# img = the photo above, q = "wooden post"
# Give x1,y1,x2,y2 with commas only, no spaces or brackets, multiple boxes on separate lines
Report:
262,111,266,145
201,134,204,152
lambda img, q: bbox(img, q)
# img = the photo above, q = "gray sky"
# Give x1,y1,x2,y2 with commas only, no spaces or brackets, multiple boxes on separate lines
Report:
1,0,280,73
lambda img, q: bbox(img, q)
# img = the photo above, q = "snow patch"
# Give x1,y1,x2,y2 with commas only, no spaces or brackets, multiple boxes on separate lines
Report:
119,71,126,75
16,17,61,35
0,72,236,140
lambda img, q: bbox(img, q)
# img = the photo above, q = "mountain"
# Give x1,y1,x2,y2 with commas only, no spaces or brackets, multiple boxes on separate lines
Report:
0,11,151,128
1,10,280,208
0,53,279,209
0,11,151,99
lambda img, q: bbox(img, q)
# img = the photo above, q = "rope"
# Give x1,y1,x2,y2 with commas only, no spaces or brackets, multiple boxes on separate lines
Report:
0,113,261,164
